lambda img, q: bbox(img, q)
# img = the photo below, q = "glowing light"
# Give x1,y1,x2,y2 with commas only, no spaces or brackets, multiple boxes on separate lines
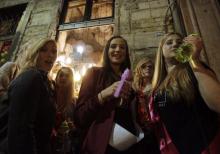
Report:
66,57,72,64
81,66,86,76
88,63,96,68
74,71,81,82
76,45,84,54
57,55,65,62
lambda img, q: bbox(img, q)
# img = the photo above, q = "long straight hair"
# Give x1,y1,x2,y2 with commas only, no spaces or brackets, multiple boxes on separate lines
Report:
55,67,74,112
152,32,196,103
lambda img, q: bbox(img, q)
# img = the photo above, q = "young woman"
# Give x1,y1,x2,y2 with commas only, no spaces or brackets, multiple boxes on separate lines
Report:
150,32,220,154
7,38,57,154
52,67,79,154
74,36,160,154
133,57,154,129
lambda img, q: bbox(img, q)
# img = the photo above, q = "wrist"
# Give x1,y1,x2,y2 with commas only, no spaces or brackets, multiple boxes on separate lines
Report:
189,58,202,70
98,91,106,105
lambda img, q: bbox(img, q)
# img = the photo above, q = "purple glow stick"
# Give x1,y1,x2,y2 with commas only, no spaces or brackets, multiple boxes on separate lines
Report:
114,68,130,98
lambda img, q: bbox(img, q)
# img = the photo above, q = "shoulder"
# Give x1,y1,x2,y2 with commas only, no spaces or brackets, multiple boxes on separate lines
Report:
10,68,45,87
84,66,104,78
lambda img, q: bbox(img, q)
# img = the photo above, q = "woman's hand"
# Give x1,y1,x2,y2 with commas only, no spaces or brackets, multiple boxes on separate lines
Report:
184,34,203,61
98,80,132,104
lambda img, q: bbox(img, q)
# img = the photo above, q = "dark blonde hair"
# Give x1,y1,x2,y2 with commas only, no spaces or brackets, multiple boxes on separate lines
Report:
17,38,57,75
133,57,153,92
152,32,196,103
55,67,74,112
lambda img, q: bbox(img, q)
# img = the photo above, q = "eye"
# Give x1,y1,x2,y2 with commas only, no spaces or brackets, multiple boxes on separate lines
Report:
166,40,172,45
119,45,126,50
110,44,116,49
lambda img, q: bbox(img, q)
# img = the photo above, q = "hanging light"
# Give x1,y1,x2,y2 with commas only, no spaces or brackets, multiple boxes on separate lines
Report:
76,45,84,54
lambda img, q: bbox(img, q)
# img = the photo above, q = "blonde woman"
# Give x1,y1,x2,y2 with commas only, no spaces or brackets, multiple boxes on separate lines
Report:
52,67,77,154
7,38,57,154
150,32,220,154
132,57,154,128
133,57,154,94
0,62,19,97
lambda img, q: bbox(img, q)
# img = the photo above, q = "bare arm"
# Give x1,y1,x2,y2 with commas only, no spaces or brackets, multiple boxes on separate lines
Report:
190,59,220,112
185,35,220,112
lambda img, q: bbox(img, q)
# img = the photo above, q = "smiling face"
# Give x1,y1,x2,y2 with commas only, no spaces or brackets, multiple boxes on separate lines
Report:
162,34,182,60
36,41,57,72
108,38,127,66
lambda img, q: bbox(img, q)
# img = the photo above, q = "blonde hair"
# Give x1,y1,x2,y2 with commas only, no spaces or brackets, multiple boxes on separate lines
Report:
152,32,196,103
16,38,57,75
133,57,153,93
55,67,74,112
0,62,19,91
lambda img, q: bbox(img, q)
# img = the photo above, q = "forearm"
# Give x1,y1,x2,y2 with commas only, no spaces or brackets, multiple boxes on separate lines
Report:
190,59,220,112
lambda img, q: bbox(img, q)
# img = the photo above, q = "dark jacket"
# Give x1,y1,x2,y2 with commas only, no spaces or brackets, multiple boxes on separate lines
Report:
74,67,117,154
74,67,160,154
8,68,56,154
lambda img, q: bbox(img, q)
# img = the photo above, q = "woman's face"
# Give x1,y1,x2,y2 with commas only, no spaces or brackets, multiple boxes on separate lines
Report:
108,38,127,65
162,34,182,60
56,69,73,87
37,41,57,72
140,61,153,78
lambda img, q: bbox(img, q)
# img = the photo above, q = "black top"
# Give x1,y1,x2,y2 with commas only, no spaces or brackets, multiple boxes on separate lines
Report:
8,68,56,154
154,64,219,154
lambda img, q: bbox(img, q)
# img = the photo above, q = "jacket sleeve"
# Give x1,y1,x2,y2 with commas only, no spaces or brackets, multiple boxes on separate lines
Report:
74,68,103,129
8,70,44,154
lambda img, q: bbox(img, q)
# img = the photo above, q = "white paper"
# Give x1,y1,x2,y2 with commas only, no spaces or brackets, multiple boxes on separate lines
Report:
109,123,144,151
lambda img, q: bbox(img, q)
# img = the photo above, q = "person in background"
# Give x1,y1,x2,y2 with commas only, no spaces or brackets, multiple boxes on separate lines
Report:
74,36,160,154
150,32,220,154
132,57,154,129
8,38,57,154
52,66,80,154
132,57,159,154
0,62,19,97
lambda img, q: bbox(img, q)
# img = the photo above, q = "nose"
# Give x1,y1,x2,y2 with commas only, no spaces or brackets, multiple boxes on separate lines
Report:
115,45,120,52
173,41,179,48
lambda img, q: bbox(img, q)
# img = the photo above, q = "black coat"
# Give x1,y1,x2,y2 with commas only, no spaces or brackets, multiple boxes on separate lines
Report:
8,68,56,154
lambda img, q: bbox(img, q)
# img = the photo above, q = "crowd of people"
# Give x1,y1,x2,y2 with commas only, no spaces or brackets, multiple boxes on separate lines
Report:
0,32,219,154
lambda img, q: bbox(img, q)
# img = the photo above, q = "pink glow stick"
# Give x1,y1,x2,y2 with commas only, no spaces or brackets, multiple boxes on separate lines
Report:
114,68,130,98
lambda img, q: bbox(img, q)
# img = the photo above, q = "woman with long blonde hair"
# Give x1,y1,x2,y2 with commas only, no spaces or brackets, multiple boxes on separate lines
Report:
150,32,220,154
52,66,78,154
7,38,57,154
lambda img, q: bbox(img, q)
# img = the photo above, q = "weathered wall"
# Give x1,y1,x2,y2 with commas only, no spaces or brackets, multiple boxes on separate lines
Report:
0,0,29,9
114,0,174,68
0,0,62,59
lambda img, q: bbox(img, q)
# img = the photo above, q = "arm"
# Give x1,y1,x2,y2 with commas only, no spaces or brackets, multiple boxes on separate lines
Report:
74,68,104,129
8,69,43,154
190,59,220,112
185,35,220,112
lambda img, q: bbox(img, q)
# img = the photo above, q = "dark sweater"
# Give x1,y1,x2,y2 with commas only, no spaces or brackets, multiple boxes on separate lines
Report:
8,68,56,154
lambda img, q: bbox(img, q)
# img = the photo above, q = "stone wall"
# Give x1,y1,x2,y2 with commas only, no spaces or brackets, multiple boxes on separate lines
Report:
0,0,29,9
0,0,62,59
114,0,174,68
0,0,174,64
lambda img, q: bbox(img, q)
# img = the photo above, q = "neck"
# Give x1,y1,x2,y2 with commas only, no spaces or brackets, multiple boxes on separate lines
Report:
111,64,122,76
165,58,178,73
142,77,151,85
